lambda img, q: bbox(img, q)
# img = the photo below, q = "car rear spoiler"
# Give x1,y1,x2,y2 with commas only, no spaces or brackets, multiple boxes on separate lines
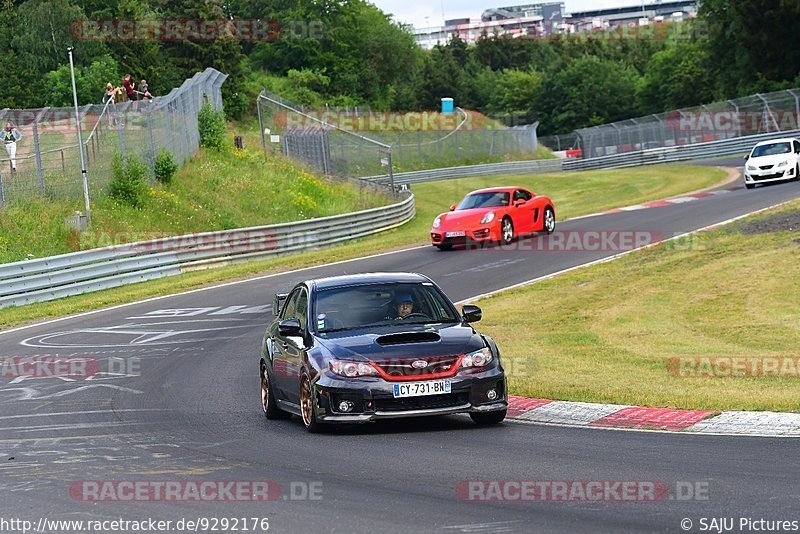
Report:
272,293,288,316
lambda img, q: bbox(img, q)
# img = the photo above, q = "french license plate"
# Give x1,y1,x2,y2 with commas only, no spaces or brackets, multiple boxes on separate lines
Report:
445,231,466,238
393,380,451,398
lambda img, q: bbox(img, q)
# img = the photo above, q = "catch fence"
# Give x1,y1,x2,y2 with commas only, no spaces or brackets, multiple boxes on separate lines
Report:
0,68,227,208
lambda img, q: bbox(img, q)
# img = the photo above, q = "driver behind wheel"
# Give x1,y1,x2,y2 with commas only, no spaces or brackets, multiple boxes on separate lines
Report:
388,293,415,319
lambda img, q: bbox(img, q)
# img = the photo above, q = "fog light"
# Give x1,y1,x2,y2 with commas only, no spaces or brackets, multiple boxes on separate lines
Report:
338,400,355,413
487,389,498,401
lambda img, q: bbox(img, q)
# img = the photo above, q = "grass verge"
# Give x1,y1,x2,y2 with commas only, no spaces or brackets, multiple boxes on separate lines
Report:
0,146,388,263
476,199,800,412
0,164,728,330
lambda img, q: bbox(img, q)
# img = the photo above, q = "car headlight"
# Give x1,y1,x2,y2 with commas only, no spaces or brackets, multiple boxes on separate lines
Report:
746,165,756,171
460,347,493,368
480,212,495,224
777,160,789,168
329,360,378,377
432,216,442,228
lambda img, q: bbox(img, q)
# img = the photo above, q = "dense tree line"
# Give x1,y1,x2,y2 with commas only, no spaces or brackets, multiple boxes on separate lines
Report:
1,0,798,134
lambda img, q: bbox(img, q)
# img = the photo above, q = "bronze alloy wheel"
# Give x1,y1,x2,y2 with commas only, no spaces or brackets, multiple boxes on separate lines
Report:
261,366,270,414
300,375,313,427
261,364,290,420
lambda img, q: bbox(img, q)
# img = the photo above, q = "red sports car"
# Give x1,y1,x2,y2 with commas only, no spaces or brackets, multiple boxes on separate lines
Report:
430,186,556,250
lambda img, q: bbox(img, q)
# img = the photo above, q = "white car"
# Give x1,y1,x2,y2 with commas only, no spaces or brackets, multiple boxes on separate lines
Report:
743,138,800,189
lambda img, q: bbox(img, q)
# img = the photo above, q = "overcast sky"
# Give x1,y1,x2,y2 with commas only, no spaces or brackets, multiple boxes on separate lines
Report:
370,0,641,28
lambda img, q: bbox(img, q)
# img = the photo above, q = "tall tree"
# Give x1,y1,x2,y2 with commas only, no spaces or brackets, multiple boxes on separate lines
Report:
700,0,800,95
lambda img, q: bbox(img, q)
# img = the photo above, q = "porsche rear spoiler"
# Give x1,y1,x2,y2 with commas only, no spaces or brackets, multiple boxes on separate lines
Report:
272,293,289,316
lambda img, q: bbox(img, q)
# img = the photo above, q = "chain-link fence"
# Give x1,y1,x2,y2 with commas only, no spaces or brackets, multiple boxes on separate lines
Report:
256,90,539,185
539,133,579,152
0,68,227,208
576,88,800,158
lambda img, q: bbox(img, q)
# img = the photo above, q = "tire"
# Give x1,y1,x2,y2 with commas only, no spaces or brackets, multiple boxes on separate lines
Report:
300,373,327,433
542,206,556,234
500,217,514,245
745,183,755,189
794,164,799,182
470,409,507,425
261,364,290,420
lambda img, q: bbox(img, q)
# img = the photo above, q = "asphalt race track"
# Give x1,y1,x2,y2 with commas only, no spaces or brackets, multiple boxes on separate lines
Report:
2,164,799,533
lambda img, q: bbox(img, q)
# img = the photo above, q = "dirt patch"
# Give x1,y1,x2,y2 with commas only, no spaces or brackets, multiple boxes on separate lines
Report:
736,210,800,235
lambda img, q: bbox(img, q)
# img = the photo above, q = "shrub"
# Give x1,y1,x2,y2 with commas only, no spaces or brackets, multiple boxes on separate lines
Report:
154,149,178,185
109,154,148,208
198,101,226,149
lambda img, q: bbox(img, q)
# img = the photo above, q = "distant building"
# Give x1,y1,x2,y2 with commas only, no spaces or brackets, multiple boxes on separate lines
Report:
411,1,698,49
565,0,698,32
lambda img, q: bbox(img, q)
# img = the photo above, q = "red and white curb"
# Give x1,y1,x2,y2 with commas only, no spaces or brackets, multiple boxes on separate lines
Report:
600,187,739,216
507,396,800,437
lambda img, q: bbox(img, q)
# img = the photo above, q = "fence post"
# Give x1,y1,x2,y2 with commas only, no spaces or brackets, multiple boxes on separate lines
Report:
257,94,267,154
146,109,156,179
117,103,126,159
387,148,394,191
32,109,46,194
0,171,4,207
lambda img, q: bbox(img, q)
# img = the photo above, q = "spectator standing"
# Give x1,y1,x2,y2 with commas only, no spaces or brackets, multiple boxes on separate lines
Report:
2,122,22,173
139,80,153,100
102,83,119,126
123,74,137,102
102,83,115,104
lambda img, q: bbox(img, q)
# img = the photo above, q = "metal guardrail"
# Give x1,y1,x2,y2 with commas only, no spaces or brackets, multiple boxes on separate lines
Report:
362,129,800,185
563,129,800,171
362,159,563,185
0,193,414,309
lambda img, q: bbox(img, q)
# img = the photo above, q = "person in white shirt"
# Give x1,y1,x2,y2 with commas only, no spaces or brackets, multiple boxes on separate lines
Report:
3,122,22,173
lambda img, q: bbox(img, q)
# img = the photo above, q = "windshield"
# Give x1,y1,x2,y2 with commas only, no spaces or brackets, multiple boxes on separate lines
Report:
456,191,510,210
313,282,461,333
751,142,791,158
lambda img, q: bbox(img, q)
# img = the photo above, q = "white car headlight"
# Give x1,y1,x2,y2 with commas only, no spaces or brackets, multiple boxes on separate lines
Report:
460,347,493,368
480,212,495,224
777,160,789,168
433,216,442,228
746,165,756,171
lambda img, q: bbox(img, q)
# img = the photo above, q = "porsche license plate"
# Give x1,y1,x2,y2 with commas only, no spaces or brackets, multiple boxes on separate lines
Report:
393,380,452,398
445,231,466,238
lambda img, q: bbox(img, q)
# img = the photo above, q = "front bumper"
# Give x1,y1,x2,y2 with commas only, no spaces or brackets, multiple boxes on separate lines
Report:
312,367,507,423
744,166,795,184
431,226,501,247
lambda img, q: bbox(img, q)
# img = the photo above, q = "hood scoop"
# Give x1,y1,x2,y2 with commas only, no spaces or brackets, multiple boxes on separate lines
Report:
376,332,441,346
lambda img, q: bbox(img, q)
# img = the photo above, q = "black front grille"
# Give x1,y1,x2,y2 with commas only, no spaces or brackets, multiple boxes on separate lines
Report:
375,392,469,412
753,172,785,181
759,165,774,170
374,355,460,379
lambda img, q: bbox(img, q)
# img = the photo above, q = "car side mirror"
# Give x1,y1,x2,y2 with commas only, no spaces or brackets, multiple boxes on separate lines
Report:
273,293,288,316
461,304,482,323
449,204,456,211
514,200,525,207
743,155,749,161
278,318,302,336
